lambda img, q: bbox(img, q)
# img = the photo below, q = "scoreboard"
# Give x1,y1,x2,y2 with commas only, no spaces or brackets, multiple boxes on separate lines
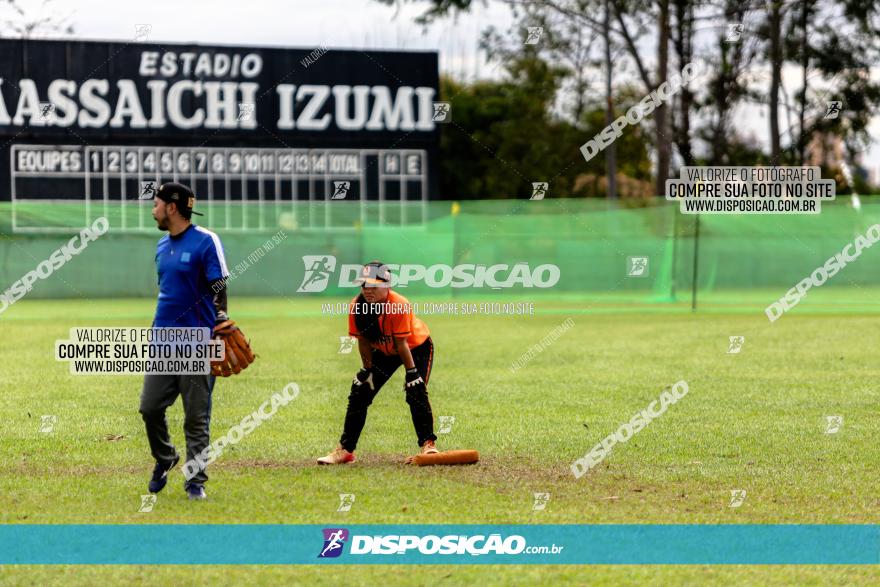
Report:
0,39,439,232
11,145,428,230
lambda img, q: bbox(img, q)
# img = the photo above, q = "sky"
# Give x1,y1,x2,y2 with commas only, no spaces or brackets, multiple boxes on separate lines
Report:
5,0,514,81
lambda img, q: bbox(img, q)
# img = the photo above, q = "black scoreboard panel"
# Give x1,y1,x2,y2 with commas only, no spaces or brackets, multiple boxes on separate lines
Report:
0,39,439,232
11,145,428,230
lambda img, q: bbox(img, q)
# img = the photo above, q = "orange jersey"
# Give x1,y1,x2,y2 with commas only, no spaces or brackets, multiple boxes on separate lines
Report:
348,290,430,356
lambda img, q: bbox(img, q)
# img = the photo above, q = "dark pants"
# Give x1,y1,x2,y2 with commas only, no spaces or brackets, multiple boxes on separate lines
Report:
340,338,436,452
139,374,215,485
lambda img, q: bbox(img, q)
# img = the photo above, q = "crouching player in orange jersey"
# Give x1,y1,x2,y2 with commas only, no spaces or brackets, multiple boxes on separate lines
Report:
317,261,437,464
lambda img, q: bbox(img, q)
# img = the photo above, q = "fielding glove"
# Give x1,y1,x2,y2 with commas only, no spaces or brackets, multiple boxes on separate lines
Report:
404,367,425,393
211,319,256,377
352,367,374,391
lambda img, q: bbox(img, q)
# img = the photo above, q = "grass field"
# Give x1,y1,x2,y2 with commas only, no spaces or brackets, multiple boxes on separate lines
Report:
2,296,880,584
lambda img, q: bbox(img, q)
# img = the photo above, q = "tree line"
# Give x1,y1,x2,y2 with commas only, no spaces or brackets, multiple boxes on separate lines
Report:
382,0,880,199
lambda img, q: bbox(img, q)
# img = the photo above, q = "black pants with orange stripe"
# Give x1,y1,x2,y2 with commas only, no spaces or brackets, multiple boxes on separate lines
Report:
340,337,436,452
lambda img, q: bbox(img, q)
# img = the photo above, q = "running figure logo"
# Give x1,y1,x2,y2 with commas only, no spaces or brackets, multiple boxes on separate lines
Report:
338,336,357,354
297,255,337,292
727,336,745,354
438,415,456,434
238,103,255,122
824,101,842,120
824,415,843,434
39,415,57,434
627,256,649,277
337,494,356,512
331,181,350,200
318,528,350,558
531,182,548,200
134,24,152,41
140,181,157,200
724,23,744,42
728,489,747,508
39,102,55,121
432,102,451,123
138,494,157,513
525,27,543,45
532,492,550,511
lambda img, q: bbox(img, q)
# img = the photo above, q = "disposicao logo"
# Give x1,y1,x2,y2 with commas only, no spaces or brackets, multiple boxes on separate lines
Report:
297,256,560,292
319,528,349,558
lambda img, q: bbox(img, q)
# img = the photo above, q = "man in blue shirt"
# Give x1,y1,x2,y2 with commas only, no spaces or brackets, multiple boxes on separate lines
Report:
140,182,229,500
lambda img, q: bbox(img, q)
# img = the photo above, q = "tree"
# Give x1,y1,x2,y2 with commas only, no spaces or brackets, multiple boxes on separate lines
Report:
766,0,784,163
384,0,676,195
438,55,651,198
784,0,880,165
0,0,75,38
383,0,880,194
699,0,761,165
669,0,696,166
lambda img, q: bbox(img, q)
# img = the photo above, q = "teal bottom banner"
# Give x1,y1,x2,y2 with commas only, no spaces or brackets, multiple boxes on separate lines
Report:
1,525,876,565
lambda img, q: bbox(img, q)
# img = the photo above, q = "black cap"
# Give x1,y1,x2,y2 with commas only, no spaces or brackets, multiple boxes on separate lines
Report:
155,182,203,217
354,261,392,287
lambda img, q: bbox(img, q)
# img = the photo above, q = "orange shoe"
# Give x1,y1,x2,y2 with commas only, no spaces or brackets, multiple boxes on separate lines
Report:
317,445,356,465
420,440,439,455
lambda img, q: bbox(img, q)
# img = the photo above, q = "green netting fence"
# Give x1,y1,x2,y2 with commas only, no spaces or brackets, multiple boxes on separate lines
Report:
2,197,880,312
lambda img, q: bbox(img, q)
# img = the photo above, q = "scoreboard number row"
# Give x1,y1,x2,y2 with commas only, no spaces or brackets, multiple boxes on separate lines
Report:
88,150,363,175
15,146,423,177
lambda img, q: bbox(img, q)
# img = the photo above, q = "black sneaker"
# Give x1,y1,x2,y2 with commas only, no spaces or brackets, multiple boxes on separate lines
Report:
148,455,180,494
186,483,207,500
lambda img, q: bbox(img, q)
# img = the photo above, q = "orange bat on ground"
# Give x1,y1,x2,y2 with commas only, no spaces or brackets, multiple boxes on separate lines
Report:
405,450,480,466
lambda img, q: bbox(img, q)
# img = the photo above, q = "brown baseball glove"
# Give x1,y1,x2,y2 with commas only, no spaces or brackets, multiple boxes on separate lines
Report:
211,320,256,377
